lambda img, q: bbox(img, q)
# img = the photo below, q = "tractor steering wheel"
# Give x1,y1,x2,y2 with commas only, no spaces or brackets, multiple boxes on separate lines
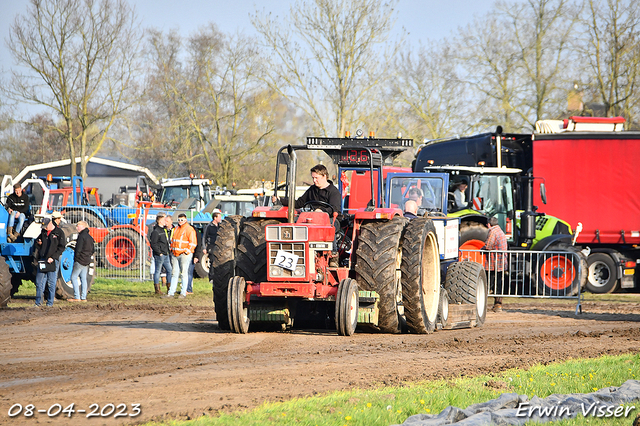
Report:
302,200,335,217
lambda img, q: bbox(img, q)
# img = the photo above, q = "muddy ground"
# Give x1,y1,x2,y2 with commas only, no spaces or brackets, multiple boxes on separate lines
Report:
1,296,639,425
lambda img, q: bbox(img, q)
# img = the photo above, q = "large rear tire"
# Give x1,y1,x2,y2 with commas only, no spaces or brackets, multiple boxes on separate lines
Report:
335,278,359,336
536,243,586,296
0,257,12,307
445,261,488,327
401,217,441,334
459,222,488,264
236,219,279,283
228,276,250,333
585,253,619,294
211,215,242,330
64,209,104,228
55,223,78,300
355,216,407,333
101,228,142,270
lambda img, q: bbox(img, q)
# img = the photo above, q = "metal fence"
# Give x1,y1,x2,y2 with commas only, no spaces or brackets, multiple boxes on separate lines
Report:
32,205,214,282
459,248,583,314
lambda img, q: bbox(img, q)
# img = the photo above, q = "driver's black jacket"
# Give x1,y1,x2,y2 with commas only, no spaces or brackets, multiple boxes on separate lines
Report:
282,181,341,215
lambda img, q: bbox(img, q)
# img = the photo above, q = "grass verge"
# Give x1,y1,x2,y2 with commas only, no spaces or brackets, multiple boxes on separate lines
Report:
143,354,639,426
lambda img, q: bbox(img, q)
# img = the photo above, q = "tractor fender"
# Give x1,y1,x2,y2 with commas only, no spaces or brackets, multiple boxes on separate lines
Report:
531,234,573,252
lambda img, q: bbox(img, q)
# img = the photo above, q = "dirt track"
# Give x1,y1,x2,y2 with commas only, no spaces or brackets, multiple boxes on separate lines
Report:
1,297,639,425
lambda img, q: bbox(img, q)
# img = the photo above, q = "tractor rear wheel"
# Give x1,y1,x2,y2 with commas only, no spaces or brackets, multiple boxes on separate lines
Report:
236,219,279,283
55,223,79,300
64,210,103,228
228,276,250,333
445,261,488,327
401,217,440,334
0,257,12,307
355,215,407,333
536,243,586,296
194,251,209,278
335,278,359,336
101,228,142,270
459,221,488,263
211,215,242,330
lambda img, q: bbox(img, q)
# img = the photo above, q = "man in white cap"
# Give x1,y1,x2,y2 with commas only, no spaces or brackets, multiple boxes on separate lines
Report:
51,211,63,228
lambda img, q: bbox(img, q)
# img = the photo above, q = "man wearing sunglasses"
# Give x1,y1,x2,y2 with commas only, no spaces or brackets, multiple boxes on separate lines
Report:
166,213,197,298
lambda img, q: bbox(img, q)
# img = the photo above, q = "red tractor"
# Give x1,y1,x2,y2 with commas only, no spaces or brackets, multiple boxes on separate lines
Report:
211,136,487,335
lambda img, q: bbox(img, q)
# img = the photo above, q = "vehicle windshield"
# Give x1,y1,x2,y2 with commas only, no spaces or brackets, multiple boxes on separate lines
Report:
388,176,445,213
217,200,255,217
469,175,514,217
161,184,211,205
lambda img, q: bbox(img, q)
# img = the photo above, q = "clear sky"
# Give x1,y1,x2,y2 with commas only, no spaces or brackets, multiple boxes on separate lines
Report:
0,0,500,113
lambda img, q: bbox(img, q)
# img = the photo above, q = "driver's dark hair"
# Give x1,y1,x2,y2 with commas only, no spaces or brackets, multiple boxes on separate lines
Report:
310,164,328,177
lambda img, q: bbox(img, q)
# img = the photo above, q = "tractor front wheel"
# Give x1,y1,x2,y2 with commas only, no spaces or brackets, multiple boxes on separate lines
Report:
335,278,359,336
0,257,12,307
445,261,488,327
228,276,250,333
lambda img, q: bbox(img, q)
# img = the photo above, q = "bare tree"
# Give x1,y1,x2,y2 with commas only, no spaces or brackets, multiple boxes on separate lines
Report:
139,26,280,186
456,0,577,131
579,0,640,125
252,0,401,137
389,42,471,142
4,0,142,178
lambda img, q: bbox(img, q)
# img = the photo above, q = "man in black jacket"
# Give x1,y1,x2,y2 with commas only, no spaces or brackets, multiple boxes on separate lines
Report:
69,220,94,301
6,183,30,242
149,215,172,295
34,217,66,307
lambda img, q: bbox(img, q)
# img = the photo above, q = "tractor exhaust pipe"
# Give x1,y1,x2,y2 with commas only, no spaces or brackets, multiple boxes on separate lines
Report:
287,145,297,224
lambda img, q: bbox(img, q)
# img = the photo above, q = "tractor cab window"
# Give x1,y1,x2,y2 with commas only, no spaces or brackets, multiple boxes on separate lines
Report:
470,175,514,217
48,193,65,209
161,187,188,204
388,176,444,213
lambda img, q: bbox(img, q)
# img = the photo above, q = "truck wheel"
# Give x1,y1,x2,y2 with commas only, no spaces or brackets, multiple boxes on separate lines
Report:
586,253,619,294
536,243,586,296
211,215,243,330
437,288,449,329
335,278,358,336
102,228,141,270
228,276,250,333
236,219,279,283
445,261,488,327
0,257,12,307
355,215,407,333
401,217,440,334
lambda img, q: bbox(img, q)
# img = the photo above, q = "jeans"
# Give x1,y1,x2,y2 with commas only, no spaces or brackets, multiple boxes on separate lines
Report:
9,211,26,233
153,254,173,286
169,253,192,296
187,262,194,293
35,260,59,306
71,262,89,300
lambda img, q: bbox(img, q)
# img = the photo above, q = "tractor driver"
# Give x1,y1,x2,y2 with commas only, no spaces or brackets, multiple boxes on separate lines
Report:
272,164,341,217
272,164,342,266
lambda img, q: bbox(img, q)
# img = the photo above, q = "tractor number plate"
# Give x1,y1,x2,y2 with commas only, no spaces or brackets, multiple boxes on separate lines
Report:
274,250,299,271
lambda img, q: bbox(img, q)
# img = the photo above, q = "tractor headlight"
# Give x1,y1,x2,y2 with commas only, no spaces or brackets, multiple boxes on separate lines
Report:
294,266,304,276
271,266,282,276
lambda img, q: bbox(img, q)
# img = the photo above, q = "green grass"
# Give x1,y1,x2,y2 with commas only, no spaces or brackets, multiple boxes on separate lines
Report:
11,276,214,307
140,354,639,426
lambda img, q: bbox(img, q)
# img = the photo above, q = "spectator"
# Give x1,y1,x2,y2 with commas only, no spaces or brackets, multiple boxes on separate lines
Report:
186,225,202,294
483,216,508,312
404,200,418,220
69,220,94,302
34,217,65,307
6,183,30,242
51,210,63,227
166,213,197,298
149,214,172,295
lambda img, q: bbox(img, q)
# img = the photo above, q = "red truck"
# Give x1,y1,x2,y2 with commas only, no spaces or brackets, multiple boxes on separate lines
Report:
532,117,639,293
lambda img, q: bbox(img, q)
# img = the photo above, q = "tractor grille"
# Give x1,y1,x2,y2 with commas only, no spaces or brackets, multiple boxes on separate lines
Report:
269,243,306,277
